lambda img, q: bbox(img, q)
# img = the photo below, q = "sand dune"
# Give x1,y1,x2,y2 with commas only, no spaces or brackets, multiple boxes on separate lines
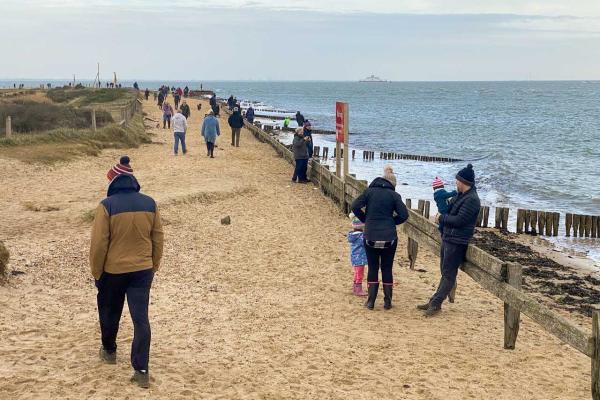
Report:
0,96,589,399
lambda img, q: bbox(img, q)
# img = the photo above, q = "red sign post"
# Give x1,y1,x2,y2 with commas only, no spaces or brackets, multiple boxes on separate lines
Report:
335,101,349,178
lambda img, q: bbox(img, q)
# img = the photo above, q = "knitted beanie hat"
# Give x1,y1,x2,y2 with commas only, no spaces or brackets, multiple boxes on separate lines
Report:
432,176,444,189
456,163,475,185
349,213,365,230
107,155,133,182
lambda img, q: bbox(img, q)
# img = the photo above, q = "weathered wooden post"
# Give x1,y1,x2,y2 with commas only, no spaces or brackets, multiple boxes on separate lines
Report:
476,208,484,227
502,208,509,231
352,149,355,160
5,116,11,137
592,310,600,400
424,201,431,219
482,206,490,228
592,216,598,238
495,207,503,229
417,199,425,215
585,215,592,238
545,212,553,236
530,211,538,235
504,262,522,349
538,211,546,236
524,210,531,233
91,109,97,131
566,213,573,237
406,199,412,209
552,213,559,237
573,214,581,237
323,147,329,159
580,215,586,237
516,209,525,234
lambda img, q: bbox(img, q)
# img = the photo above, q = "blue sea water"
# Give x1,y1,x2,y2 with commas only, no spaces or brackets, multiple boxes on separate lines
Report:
3,79,599,261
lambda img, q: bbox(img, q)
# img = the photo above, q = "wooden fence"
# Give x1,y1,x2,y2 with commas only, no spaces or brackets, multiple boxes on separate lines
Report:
238,115,600,399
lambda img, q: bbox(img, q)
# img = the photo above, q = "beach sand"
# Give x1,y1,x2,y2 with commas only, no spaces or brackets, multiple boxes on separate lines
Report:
0,96,590,399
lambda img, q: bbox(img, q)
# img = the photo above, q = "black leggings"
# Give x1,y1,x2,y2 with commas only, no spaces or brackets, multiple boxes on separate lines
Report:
365,240,397,285
206,142,215,156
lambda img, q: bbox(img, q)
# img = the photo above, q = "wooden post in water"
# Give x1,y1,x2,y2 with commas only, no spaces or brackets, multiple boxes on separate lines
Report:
530,211,538,235
545,212,553,236
538,211,546,236
495,208,503,229
502,208,509,231
579,215,586,237
406,199,412,209
592,311,600,400
592,216,598,238
482,206,489,228
352,149,355,160
504,262,522,349
573,214,580,238
524,209,531,233
516,209,525,234
552,213,559,237
5,116,11,137
91,109,97,131
566,213,573,237
585,215,592,238
476,208,484,227
323,147,329,159
424,201,431,219
417,199,425,215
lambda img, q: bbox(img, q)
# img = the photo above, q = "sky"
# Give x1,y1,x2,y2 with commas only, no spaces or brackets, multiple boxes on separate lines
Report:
0,0,599,81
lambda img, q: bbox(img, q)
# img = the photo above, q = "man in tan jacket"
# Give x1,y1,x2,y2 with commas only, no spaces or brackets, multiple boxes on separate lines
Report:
90,156,164,388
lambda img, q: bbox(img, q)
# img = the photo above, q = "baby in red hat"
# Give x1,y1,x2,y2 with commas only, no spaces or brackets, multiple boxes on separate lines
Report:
432,176,457,232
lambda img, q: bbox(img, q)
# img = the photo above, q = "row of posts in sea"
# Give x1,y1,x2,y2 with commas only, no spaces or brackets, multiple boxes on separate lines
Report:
405,199,599,239
312,146,462,163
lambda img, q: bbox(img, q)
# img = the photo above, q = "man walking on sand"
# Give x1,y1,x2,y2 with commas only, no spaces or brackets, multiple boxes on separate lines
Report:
417,164,480,317
228,107,244,147
90,156,164,388
172,108,188,155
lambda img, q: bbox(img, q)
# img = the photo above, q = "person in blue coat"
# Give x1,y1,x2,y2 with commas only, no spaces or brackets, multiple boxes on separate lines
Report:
201,110,221,158
245,106,255,124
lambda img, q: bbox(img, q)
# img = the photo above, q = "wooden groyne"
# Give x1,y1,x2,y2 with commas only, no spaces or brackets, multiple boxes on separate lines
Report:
235,110,600,399
311,144,463,164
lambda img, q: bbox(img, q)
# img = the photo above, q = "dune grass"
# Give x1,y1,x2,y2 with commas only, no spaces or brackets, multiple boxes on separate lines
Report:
46,88,134,106
0,115,151,164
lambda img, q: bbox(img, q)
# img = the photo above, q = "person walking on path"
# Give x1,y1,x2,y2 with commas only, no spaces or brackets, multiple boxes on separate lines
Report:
89,156,164,389
173,91,181,110
351,166,409,310
228,107,244,147
144,88,149,101
418,164,480,317
202,110,220,158
180,100,191,119
183,86,189,97
245,106,255,124
162,102,173,129
295,111,305,128
291,127,310,183
172,109,188,155
157,91,164,109
347,213,368,296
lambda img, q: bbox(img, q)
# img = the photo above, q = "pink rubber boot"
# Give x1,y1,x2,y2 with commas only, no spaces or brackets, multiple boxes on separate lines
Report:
354,266,367,296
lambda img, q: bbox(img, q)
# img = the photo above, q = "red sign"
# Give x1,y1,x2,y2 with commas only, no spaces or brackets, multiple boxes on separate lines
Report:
336,101,346,143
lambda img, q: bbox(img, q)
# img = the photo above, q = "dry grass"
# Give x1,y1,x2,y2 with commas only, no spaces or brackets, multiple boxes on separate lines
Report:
23,202,60,212
81,209,96,223
0,115,151,164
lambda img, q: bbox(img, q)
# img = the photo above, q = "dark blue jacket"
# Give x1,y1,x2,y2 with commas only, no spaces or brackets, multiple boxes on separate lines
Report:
246,107,255,122
440,186,480,245
433,188,457,215
351,177,409,242
228,111,244,129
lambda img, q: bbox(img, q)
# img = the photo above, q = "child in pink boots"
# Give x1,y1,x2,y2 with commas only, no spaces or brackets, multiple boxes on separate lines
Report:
347,213,368,296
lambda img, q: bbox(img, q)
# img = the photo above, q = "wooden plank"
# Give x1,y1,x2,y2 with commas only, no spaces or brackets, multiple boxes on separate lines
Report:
504,262,522,349
592,311,600,400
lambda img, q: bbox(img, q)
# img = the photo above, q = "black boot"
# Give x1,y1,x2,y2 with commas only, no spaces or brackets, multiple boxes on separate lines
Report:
383,285,393,310
364,283,379,310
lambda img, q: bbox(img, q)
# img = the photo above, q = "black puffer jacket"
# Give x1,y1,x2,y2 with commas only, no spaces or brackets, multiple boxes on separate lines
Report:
351,177,409,241
228,111,244,129
440,186,480,245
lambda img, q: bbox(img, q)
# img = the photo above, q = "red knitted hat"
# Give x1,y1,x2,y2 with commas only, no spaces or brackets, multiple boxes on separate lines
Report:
107,156,133,182
432,176,444,189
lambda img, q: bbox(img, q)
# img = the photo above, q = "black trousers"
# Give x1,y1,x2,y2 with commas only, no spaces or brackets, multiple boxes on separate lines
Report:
292,159,308,181
206,141,215,156
365,240,397,285
430,241,468,307
96,269,154,371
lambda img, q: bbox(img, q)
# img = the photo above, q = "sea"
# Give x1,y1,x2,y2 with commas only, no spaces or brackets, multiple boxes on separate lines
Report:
2,79,599,262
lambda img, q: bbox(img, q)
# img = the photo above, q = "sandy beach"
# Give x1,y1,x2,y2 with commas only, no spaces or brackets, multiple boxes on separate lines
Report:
0,96,591,399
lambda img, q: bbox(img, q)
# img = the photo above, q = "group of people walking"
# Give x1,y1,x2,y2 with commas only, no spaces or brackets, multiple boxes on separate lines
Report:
348,164,480,317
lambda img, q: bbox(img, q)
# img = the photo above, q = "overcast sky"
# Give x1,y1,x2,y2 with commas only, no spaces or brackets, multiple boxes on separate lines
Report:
1,0,599,81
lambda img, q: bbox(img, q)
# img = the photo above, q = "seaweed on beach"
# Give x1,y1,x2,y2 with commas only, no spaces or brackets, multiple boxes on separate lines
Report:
472,230,600,317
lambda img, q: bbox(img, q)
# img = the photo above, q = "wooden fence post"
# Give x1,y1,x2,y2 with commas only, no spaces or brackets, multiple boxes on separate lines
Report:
552,213,559,237
524,209,531,233
482,206,489,228
573,214,580,237
516,209,525,234
592,216,598,238
406,199,412,209
545,212,553,236
538,211,546,236
424,201,431,219
592,310,600,400
5,116,11,137
476,208,484,227
585,215,592,238
502,208,509,231
566,213,573,237
91,109,97,131
530,211,538,235
504,262,522,349
579,215,586,237
495,207,503,229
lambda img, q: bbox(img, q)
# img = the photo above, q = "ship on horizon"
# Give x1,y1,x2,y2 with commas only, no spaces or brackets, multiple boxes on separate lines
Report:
359,74,389,82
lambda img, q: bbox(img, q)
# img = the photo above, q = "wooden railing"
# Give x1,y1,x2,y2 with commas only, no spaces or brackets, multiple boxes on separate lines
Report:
239,116,600,400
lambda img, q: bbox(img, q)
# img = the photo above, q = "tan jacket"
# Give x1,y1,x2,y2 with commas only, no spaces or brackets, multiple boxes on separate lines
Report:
89,175,164,280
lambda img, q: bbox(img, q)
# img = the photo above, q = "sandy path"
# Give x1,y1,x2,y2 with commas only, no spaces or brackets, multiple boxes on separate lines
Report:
0,95,590,399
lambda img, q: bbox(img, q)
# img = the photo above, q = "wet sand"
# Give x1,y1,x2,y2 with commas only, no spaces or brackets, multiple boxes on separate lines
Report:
0,95,590,399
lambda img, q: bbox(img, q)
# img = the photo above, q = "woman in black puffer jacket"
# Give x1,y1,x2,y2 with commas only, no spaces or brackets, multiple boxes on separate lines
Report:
351,166,409,310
